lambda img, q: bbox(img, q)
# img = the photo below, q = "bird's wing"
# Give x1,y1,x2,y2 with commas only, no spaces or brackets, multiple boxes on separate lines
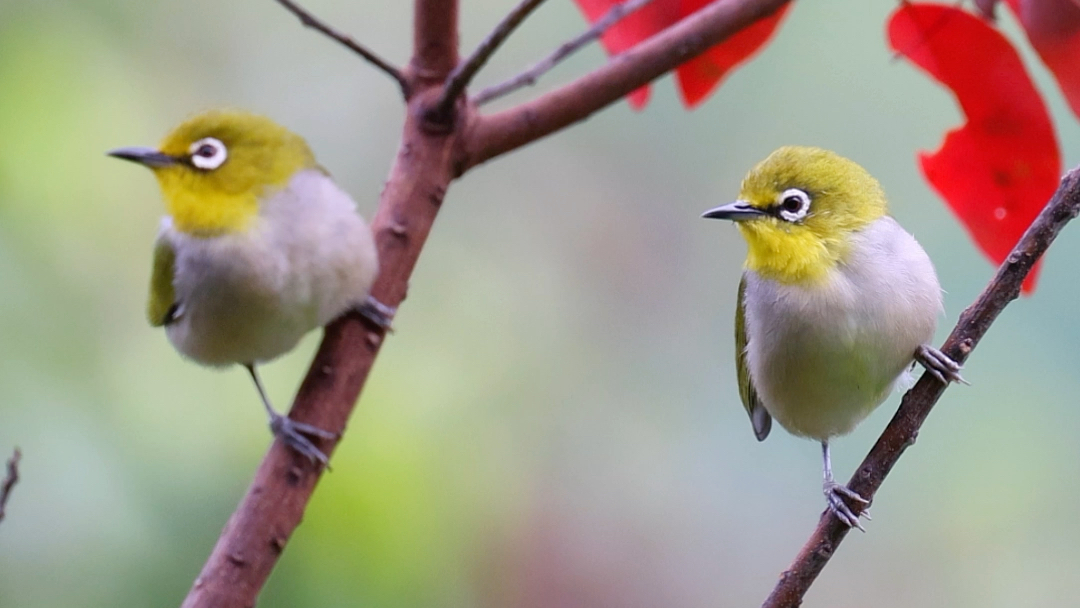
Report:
736,274,771,441
147,236,180,327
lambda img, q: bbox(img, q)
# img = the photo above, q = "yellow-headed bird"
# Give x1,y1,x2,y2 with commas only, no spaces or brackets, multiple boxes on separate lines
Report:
703,147,963,529
109,110,388,465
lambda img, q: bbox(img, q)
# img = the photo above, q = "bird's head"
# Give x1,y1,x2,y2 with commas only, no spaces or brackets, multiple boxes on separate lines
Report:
703,146,888,284
109,110,317,236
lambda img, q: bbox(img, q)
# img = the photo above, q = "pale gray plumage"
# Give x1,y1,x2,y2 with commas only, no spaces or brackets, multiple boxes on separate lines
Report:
740,216,942,441
158,169,378,367
704,146,964,531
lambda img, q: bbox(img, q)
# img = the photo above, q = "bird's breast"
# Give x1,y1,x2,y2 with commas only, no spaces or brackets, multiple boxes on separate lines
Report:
160,170,377,367
742,216,942,439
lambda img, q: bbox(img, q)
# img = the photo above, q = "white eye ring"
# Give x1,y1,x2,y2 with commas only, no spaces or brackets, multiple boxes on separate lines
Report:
188,137,228,170
777,188,811,222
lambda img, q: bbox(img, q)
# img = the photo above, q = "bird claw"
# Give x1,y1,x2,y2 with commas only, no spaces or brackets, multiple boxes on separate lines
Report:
269,413,338,466
355,296,396,331
824,480,870,532
915,344,968,385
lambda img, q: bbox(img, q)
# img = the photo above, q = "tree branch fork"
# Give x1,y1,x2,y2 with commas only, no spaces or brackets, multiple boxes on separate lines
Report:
174,1,1078,607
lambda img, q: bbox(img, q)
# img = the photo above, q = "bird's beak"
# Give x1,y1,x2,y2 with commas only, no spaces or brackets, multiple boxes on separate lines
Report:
106,146,178,168
701,201,767,221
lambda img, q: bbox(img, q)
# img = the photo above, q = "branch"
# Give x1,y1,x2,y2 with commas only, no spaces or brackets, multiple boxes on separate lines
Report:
183,0,793,604
274,0,410,98
463,0,791,170
473,0,654,106
178,2,459,606
762,165,1080,608
412,0,459,84
430,0,548,124
0,448,20,525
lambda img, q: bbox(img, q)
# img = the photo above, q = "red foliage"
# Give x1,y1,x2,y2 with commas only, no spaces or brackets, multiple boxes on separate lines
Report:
572,0,790,109
1003,0,1080,120
888,3,1061,292
674,0,792,106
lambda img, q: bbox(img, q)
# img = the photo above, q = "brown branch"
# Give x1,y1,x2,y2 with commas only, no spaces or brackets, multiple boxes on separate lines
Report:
430,0,548,124
178,2,459,607
412,0,459,85
462,0,791,170
762,165,1080,608
473,0,654,106
184,0,796,605
0,448,20,524
274,0,410,98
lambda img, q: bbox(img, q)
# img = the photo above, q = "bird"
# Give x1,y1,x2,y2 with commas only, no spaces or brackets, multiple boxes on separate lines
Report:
702,146,964,530
108,109,389,465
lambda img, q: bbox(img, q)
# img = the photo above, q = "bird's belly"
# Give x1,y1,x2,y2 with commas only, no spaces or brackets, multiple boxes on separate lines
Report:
744,272,936,440
167,239,320,367
166,292,311,367
752,323,909,439
158,171,378,368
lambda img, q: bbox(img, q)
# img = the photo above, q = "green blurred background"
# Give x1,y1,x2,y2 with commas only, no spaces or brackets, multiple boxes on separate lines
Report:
1,1,1078,606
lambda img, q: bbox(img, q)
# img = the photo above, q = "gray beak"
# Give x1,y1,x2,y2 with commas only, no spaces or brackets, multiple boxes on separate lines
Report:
701,201,767,221
107,146,177,168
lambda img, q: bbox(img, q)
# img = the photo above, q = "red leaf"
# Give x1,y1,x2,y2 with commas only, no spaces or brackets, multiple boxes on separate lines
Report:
887,3,1060,293
572,0,788,109
1004,0,1080,120
573,0,680,109
675,1,791,107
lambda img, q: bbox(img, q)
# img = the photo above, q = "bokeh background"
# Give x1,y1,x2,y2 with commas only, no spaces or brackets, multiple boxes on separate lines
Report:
1,1,1079,607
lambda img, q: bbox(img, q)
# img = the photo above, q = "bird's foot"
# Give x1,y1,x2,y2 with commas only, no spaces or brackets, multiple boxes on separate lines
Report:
824,480,871,532
354,296,396,331
915,344,968,385
268,413,338,466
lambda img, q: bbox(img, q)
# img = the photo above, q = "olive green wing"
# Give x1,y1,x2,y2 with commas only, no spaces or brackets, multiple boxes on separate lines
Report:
736,274,771,441
147,237,179,327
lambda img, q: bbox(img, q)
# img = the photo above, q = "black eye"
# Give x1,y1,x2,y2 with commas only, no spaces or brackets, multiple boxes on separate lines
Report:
776,188,811,222
187,137,228,170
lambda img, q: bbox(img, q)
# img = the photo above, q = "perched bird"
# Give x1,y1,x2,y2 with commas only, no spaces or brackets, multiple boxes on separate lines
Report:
702,146,963,529
109,109,388,465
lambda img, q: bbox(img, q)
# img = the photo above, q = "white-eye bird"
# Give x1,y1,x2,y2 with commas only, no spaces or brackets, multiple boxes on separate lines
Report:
702,146,964,529
109,109,387,465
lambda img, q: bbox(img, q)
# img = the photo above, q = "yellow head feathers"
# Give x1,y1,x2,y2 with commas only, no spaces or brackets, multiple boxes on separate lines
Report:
110,110,318,236
705,146,889,284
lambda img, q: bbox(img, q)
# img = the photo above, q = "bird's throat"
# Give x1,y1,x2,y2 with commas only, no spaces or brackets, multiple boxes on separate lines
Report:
739,223,843,285
158,177,259,236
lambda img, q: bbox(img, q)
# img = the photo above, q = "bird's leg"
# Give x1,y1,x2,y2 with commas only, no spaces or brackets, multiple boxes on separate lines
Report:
353,295,396,331
821,440,870,531
245,364,337,466
914,344,968,385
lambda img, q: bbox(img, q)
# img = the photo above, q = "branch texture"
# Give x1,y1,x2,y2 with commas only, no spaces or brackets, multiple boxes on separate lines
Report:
274,0,410,97
463,0,791,170
412,0,459,85
0,448,19,525
183,0,796,605
473,0,654,106
179,2,460,607
432,0,548,121
762,165,1080,608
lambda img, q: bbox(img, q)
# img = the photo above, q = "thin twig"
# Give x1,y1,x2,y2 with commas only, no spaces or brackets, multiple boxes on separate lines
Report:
429,0,548,123
274,0,410,98
463,0,791,171
183,0,792,605
178,1,460,605
474,0,654,106
0,448,21,525
762,165,1080,608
